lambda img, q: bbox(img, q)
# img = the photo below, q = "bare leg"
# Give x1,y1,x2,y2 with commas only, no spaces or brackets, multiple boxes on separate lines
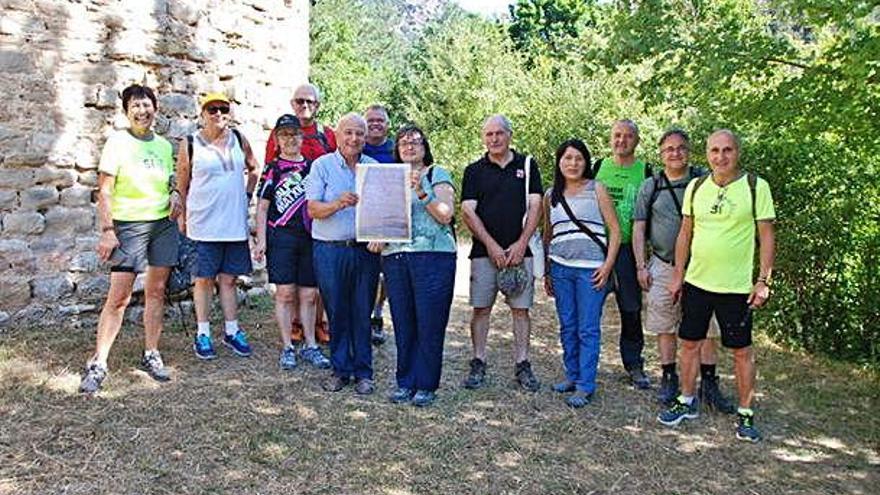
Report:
732,346,755,409
511,308,531,364
299,287,319,347
92,272,136,365
699,337,718,364
193,278,215,325
274,284,295,348
143,266,171,351
470,307,492,361
678,339,701,397
217,274,238,322
657,333,677,365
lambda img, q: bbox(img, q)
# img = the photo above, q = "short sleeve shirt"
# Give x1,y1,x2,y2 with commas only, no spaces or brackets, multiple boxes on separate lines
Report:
683,173,776,294
633,167,707,262
460,151,543,259
98,130,174,222
594,158,650,243
258,157,310,235
384,166,456,255
305,151,378,241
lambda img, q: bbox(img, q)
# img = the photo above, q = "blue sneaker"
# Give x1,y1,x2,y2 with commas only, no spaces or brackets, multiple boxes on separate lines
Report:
657,396,699,426
735,413,762,443
279,346,297,370
193,334,217,360
223,328,253,357
412,390,436,407
300,345,331,369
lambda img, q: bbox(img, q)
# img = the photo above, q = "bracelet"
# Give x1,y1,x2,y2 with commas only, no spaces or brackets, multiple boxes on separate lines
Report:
418,191,432,204
101,225,114,233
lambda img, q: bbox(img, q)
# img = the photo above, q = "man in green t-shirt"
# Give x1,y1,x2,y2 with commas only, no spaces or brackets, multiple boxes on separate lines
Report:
593,119,651,389
658,129,776,443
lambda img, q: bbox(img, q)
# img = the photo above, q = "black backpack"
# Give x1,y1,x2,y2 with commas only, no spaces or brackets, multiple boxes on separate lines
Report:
644,167,704,240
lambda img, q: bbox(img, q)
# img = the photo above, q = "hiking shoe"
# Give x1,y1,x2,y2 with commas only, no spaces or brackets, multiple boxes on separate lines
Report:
300,346,331,369
628,367,651,390
291,320,304,343
355,378,375,395
463,358,487,389
79,362,107,394
565,390,592,408
322,375,349,392
412,390,436,407
279,346,297,370
657,397,699,426
223,328,253,357
736,412,762,442
141,350,171,382
193,334,217,360
316,321,331,345
553,380,576,393
514,360,540,392
700,375,736,414
657,372,679,405
371,317,386,346
389,387,415,404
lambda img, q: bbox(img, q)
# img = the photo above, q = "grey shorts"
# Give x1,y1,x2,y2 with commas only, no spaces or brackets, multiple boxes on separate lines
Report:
109,217,178,273
469,257,534,309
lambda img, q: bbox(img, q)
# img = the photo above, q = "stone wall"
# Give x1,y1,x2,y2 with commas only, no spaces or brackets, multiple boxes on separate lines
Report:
0,0,310,328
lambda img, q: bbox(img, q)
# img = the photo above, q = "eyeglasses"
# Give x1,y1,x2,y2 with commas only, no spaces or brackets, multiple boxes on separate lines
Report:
205,105,230,115
294,98,318,106
710,188,727,214
399,137,424,147
661,145,689,154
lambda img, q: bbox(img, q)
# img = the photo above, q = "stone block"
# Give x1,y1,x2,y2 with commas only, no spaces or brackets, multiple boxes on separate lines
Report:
159,93,197,115
61,184,94,207
0,52,32,74
79,171,98,187
2,211,45,235
35,167,77,187
0,239,34,272
43,206,94,235
0,275,31,307
75,274,110,299
96,87,118,110
0,169,35,189
0,190,17,210
75,235,99,251
20,185,59,209
0,311,8,328
3,151,48,167
31,274,74,301
70,251,99,273
13,305,55,328
59,304,97,316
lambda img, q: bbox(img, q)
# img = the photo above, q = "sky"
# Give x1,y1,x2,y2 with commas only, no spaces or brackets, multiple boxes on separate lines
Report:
453,0,512,18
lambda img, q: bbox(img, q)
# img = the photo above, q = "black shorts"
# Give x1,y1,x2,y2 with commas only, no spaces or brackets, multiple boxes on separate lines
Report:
266,227,316,287
679,283,752,349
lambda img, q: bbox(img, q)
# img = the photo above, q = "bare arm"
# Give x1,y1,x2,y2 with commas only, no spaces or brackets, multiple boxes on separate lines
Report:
632,219,651,290
748,220,775,307
424,183,455,225
95,173,118,262
594,183,620,288
175,138,191,231
253,199,270,261
668,214,693,302
239,134,260,196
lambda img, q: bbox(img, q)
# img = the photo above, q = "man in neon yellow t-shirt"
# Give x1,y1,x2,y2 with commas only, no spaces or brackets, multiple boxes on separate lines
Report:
659,129,776,443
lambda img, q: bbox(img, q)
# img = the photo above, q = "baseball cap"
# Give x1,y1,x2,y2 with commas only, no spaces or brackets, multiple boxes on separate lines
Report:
200,92,231,107
274,114,301,131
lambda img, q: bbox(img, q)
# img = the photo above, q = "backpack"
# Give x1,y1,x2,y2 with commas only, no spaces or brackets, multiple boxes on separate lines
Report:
426,165,457,243
688,172,758,222
591,158,653,180
644,167,703,240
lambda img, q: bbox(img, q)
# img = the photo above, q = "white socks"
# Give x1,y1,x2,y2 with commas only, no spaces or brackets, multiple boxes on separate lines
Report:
197,322,210,337
197,321,239,337
224,320,239,336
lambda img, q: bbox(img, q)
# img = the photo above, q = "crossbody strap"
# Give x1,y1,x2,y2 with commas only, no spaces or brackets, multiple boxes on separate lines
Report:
558,190,608,257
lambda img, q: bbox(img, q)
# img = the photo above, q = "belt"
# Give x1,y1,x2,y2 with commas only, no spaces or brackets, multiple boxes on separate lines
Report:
654,253,674,265
319,239,367,248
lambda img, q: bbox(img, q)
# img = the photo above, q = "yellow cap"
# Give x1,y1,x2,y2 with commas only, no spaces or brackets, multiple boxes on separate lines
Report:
200,92,230,107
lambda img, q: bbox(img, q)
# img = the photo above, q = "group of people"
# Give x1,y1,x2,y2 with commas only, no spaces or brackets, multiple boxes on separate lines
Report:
79,82,776,443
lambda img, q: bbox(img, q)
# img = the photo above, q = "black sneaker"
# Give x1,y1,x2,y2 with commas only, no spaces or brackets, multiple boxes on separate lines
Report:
657,372,679,405
371,317,386,346
736,412,762,442
514,360,540,392
79,362,107,394
627,366,651,390
700,374,736,414
463,358,487,389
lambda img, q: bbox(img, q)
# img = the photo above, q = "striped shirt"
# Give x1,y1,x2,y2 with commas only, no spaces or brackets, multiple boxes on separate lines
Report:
548,180,607,269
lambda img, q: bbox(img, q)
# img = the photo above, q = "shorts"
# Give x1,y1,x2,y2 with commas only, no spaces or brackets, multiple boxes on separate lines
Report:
610,244,641,313
679,283,752,349
266,228,316,287
469,257,534,309
195,240,252,278
646,255,719,337
109,217,178,273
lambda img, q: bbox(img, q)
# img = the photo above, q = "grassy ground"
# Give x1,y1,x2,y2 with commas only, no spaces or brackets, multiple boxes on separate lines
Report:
1,290,878,495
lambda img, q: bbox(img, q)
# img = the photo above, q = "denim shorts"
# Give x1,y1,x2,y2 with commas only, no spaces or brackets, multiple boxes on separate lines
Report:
195,240,252,278
109,217,178,273
266,228,316,287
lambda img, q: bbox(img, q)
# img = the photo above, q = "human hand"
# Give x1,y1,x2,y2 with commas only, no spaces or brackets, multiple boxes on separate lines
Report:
169,191,182,219
252,238,266,262
487,242,507,268
336,192,359,209
592,262,614,290
747,281,770,308
637,266,652,291
96,230,119,263
667,274,684,304
367,241,385,254
505,239,527,266
544,276,555,298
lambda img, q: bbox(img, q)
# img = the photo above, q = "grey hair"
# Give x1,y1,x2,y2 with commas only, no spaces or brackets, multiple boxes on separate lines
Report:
293,83,322,102
482,114,513,134
337,112,367,131
364,104,388,118
707,128,741,151
613,119,640,136
658,128,690,148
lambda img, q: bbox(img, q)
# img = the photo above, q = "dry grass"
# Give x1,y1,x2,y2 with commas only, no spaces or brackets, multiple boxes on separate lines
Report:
1,292,878,495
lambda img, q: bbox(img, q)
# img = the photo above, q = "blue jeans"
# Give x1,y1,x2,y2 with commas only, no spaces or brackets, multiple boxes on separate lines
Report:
313,241,380,380
383,252,456,392
550,262,608,394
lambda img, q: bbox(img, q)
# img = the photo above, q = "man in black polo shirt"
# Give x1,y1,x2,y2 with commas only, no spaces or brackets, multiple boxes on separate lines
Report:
460,114,543,392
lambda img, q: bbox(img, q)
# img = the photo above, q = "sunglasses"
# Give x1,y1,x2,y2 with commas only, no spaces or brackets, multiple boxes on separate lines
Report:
710,188,727,214
294,98,317,106
205,105,230,115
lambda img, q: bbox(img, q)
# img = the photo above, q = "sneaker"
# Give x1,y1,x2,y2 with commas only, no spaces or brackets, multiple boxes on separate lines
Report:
514,360,540,392
700,374,736,414
565,390,591,408
141,350,171,382
193,334,217,360
223,328,253,357
389,387,415,404
628,366,651,390
300,346,331,369
79,362,107,394
463,358,487,389
657,397,699,426
657,372,679,405
371,317,386,346
291,320,304,343
412,390,436,407
322,375,349,392
315,321,331,345
735,412,762,442
553,380,576,393
279,346,297,370
355,378,375,395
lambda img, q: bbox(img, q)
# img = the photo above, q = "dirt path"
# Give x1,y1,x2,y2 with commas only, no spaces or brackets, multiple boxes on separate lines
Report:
1,252,878,494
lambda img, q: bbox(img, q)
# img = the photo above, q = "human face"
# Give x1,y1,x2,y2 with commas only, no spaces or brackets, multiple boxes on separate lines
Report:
398,132,426,166
291,87,319,125
365,109,389,144
559,146,587,182
202,101,231,130
337,118,366,161
481,120,511,157
659,134,689,172
610,122,639,159
126,96,155,134
706,132,740,177
275,128,303,158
